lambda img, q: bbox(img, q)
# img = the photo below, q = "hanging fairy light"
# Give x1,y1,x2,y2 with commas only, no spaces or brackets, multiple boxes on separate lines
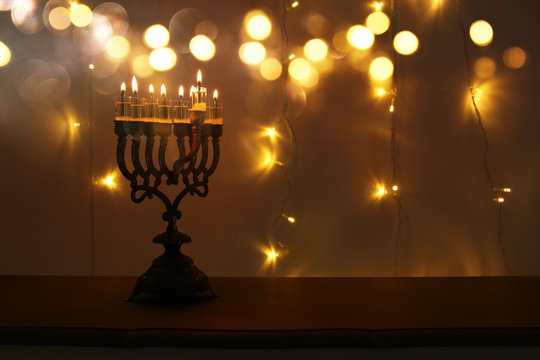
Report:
457,0,510,274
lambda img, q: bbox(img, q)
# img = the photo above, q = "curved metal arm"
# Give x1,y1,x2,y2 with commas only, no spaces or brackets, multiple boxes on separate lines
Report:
158,136,177,185
145,135,162,187
116,134,134,184
204,137,221,181
131,139,149,186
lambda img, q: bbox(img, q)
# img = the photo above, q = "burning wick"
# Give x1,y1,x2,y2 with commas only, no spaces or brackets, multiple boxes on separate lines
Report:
131,76,138,101
160,84,166,98
179,85,184,102
149,84,154,102
120,82,126,102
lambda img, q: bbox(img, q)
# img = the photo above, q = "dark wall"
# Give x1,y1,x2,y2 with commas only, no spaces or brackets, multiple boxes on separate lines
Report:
0,0,539,276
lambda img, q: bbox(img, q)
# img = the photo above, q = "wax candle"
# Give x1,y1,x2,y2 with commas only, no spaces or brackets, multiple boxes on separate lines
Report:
120,82,126,102
131,76,138,102
149,84,154,102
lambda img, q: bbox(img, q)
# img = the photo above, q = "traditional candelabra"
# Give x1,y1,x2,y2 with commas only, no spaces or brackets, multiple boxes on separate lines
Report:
114,71,223,303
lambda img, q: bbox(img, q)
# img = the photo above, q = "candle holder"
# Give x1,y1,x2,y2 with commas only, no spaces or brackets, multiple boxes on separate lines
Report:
114,86,223,303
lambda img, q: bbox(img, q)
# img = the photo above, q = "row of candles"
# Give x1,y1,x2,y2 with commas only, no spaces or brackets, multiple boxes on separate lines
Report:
114,70,222,125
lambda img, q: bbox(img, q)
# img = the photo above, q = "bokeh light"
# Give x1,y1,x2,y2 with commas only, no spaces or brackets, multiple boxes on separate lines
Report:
144,24,170,49
195,20,218,40
239,41,266,64
132,54,154,78
17,59,70,102
0,0,14,11
366,11,390,35
304,38,328,61
288,58,311,80
474,57,496,79
333,30,351,53
305,13,328,36
169,8,206,54
369,56,393,81
469,20,493,46
245,10,272,40
105,35,130,60
0,41,11,67
259,58,282,81
88,12,113,42
48,6,71,31
92,2,129,36
347,25,374,50
296,65,319,89
149,47,177,71
503,47,526,69
189,35,215,61
11,0,43,34
393,30,419,55
70,3,92,28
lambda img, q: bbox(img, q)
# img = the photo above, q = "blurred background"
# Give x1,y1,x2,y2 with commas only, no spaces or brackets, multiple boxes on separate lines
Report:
0,0,538,277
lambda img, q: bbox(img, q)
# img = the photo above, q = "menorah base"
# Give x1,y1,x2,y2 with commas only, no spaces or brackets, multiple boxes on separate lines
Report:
126,231,216,304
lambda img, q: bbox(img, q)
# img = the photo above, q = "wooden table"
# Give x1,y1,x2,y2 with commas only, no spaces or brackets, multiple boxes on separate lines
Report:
1,276,540,348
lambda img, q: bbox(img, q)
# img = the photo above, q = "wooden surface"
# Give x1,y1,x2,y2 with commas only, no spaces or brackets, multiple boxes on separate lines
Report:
1,276,540,348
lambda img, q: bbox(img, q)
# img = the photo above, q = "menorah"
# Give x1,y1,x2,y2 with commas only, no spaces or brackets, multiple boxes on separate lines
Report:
114,73,222,303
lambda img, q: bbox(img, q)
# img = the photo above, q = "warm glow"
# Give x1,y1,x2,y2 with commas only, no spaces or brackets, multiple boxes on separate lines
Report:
472,87,482,102
377,88,386,96
369,56,393,81
149,84,154,95
100,174,116,188
373,1,383,11
504,188,512,193
389,104,395,112
304,38,328,61
288,58,311,80
503,47,526,69
260,57,282,81
366,11,390,35
333,30,351,53
197,69,202,83
470,20,493,46
347,25,374,50
392,185,399,191
297,66,319,88
88,63,94,70
189,35,216,61
121,82,126,91
268,250,278,260
49,6,71,30
213,89,218,100
291,1,299,8
73,122,80,127
245,11,272,40
393,31,419,55
132,54,154,78
0,41,11,67
287,216,296,223
474,57,496,79
266,127,277,138
69,3,92,28
160,84,166,96
375,185,387,197
289,54,295,60
105,35,130,60
494,197,505,203
131,76,138,92
239,41,266,64
144,24,170,49
179,85,184,97
149,47,177,71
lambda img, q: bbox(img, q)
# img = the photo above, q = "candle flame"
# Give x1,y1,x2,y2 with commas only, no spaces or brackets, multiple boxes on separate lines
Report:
197,69,202,83
179,85,184,97
149,84,154,94
160,84,166,96
190,86,196,96
131,76,138,92
213,89,218,99
120,82,126,91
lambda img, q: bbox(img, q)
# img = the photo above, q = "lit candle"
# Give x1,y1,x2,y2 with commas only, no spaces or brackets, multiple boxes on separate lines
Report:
213,89,218,107
179,85,184,102
131,76,138,101
197,69,202,103
120,82,126,102
161,84,166,98
149,84,154,102
190,85,196,107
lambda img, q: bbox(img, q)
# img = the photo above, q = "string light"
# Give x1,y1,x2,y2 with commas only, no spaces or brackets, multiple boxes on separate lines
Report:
457,0,510,274
266,127,278,138
377,88,386,96
88,63,94,70
73,122,81,127
373,2,383,11
286,216,296,223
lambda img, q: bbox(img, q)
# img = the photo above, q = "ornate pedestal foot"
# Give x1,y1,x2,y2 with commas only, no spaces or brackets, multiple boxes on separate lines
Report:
126,231,216,303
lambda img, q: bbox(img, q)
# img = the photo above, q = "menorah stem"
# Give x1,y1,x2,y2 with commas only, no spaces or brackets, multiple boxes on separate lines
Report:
131,138,149,185
116,134,133,182
145,135,161,187
205,137,221,180
158,136,176,184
